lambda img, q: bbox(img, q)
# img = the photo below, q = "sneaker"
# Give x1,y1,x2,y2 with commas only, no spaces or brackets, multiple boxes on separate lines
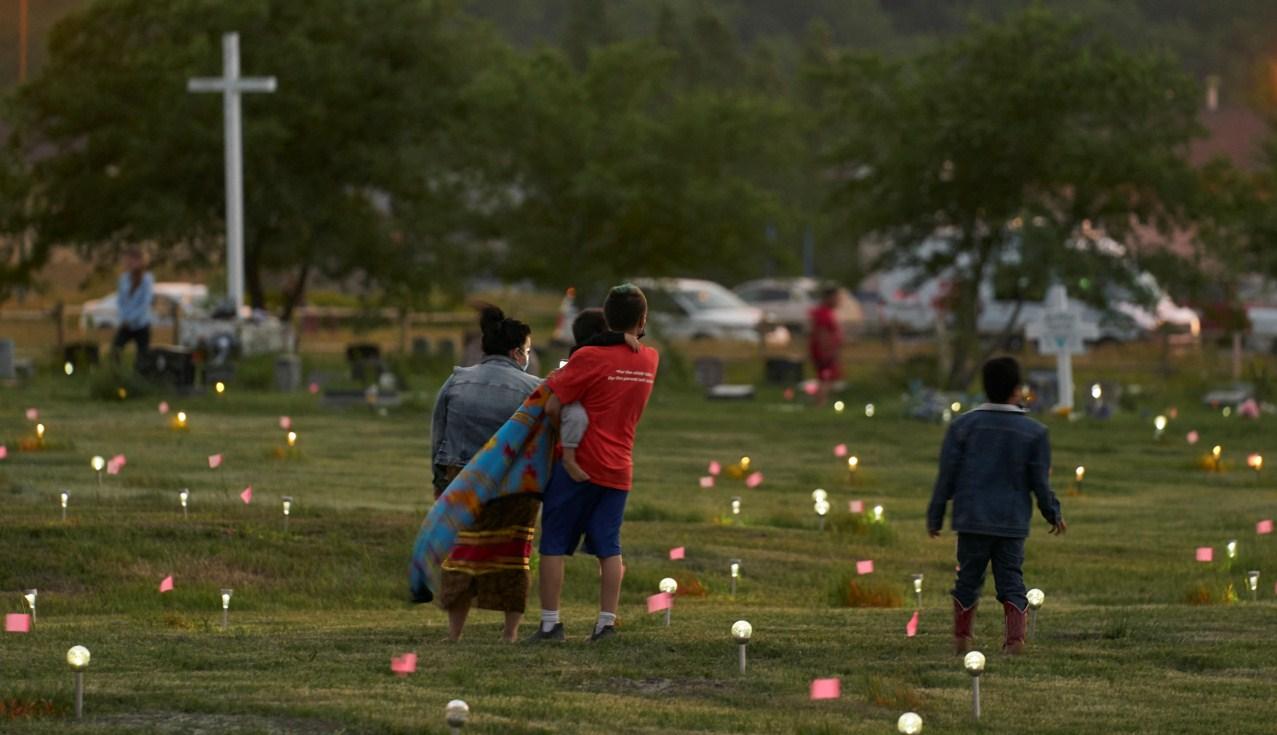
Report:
588,625,617,642
524,623,566,643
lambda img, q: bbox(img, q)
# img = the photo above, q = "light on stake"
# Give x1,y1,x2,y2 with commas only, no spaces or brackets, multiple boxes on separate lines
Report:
963,651,986,719
60,490,69,521
221,588,233,629
730,559,741,596
732,620,752,673
897,712,923,734
23,589,37,625
179,489,189,519
1247,571,1260,601
912,574,924,609
659,578,677,626
445,699,470,735
66,646,91,719
1026,588,1045,639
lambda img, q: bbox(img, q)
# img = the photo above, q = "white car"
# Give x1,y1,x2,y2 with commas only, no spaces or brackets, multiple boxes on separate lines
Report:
631,278,790,345
733,278,864,335
78,283,210,330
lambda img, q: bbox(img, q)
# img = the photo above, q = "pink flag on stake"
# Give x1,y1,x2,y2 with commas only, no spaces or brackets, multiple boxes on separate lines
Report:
856,560,874,575
5,613,31,633
849,500,864,514
803,381,819,397
1258,519,1274,536
279,416,292,430
112,454,126,467
669,547,686,560
158,401,170,415
745,472,764,488
25,408,38,421
646,592,673,613
240,486,253,504
699,476,715,489
708,461,722,476
809,678,841,700
106,459,122,476
0,445,7,460
159,575,174,593
783,387,795,401
308,382,320,395
208,454,223,469
390,652,417,677
1186,431,1200,445
1195,547,1213,563
905,611,919,638
834,444,848,458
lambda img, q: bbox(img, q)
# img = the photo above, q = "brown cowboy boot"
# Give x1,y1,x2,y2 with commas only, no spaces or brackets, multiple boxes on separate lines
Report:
953,598,977,655
1002,600,1027,655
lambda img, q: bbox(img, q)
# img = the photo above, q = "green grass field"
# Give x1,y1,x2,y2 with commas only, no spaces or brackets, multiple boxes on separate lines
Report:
2,359,1277,734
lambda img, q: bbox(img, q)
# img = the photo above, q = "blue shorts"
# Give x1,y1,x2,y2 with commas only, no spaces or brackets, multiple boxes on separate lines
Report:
539,462,629,558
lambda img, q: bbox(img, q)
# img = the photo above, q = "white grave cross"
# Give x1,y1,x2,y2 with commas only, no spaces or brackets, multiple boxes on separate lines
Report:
1025,285,1099,411
187,32,276,314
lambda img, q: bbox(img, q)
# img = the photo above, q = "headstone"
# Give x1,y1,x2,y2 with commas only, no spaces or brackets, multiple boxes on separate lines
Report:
274,354,301,392
345,343,382,382
0,339,14,380
1024,286,1099,411
764,358,804,386
140,346,197,387
693,358,725,388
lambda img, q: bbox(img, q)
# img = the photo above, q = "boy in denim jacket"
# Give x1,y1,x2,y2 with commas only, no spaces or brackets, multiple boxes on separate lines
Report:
926,356,1067,655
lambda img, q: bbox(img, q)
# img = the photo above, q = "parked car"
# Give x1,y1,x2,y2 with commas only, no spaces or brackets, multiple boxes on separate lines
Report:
631,278,790,345
79,283,210,330
733,277,864,335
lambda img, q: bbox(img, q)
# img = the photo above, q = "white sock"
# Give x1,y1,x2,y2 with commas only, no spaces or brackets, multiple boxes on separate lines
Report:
540,610,560,633
595,612,616,633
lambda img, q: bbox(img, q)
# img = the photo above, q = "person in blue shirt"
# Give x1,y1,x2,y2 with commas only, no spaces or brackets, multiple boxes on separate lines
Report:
112,249,154,367
927,356,1067,655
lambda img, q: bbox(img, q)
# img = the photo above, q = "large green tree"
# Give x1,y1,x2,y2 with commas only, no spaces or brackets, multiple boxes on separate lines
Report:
820,7,1204,387
6,0,488,316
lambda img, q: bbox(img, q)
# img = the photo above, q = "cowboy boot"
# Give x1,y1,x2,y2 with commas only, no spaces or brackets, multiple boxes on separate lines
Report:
1002,600,1027,655
953,598,977,655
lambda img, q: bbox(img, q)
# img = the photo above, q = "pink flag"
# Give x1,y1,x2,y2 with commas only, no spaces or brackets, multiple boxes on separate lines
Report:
646,592,673,613
112,454,126,467
208,454,223,469
669,547,685,560
802,381,819,396
308,382,320,395
1195,547,1213,563
745,472,764,488
856,560,874,575
240,486,253,504
390,652,417,677
0,445,7,460
849,500,864,514
699,476,715,489
708,461,722,476
783,387,795,401
905,611,919,638
25,408,38,421
1258,520,1274,536
4,613,31,633
1186,431,1200,445
279,416,292,430
158,401,170,415
159,575,174,593
106,459,122,476
834,444,848,458
809,678,841,700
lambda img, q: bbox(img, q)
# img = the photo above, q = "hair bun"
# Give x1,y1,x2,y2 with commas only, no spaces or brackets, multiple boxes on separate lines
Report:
477,304,505,335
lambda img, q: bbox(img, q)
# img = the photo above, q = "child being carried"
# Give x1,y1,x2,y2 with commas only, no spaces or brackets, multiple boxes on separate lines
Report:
560,307,640,482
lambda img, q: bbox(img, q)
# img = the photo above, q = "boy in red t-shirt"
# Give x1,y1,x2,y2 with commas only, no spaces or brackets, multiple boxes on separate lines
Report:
528,284,659,642
808,286,843,406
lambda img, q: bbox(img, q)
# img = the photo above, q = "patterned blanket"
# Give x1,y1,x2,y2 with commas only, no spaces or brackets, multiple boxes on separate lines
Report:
410,385,556,605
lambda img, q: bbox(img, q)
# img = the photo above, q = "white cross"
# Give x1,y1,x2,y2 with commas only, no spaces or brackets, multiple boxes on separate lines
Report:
187,32,276,315
1025,285,1099,411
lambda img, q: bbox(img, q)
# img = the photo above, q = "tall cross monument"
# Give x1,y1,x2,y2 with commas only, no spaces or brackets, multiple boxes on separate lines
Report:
188,32,276,314
1025,285,1099,412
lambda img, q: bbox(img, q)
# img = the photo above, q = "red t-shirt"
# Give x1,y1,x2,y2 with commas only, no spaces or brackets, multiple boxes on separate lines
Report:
546,344,659,491
809,305,841,362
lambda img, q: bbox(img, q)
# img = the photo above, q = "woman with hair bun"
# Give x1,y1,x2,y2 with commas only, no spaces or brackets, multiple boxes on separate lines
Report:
430,304,541,641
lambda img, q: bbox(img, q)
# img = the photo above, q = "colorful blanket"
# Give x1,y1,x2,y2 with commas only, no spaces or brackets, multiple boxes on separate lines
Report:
410,385,556,605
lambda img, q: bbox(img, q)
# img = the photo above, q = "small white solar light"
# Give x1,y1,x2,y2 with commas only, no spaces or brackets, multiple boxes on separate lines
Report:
91,455,105,486
221,588,233,629
1227,539,1238,560
1247,570,1260,601
64,361,75,376
833,400,845,414
282,496,293,532
731,496,741,518
847,456,859,482
215,381,226,395
659,577,677,626
66,645,91,718
964,650,986,719
730,559,741,596
811,488,827,503
445,699,470,734
897,712,923,734
1026,588,1045,638
1212,445,1223,471
179,489,190,519
865,403,875,418
912,574,924,609
1091,383,1102,400
35,423,45,445
287,431,297,448
871,505,884,523
732,620,752,673
814,498,830,531
60,490,69,521
1154,415,1167,438
950,401,962,413
23,589,37,625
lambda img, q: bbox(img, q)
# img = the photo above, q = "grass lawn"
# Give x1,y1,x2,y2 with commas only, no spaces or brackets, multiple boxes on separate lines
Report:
2,360,1276,734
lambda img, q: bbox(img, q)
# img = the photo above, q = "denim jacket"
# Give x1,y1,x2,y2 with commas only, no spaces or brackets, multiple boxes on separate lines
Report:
926,404,1063,538
431,356,541,491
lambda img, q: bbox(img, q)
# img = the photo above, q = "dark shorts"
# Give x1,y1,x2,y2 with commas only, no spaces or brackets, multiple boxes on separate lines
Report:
538,462,628,558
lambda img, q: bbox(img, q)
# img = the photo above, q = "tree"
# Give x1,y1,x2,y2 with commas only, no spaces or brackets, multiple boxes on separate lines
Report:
6,0,487,317
819,7,1203,387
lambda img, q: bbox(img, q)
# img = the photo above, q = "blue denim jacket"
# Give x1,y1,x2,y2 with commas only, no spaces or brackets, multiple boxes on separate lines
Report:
926,404,1062,538
431,356,541,490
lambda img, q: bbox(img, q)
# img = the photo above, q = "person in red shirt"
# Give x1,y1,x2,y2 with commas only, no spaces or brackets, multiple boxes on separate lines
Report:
527,284,659,642
809,286,843,406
